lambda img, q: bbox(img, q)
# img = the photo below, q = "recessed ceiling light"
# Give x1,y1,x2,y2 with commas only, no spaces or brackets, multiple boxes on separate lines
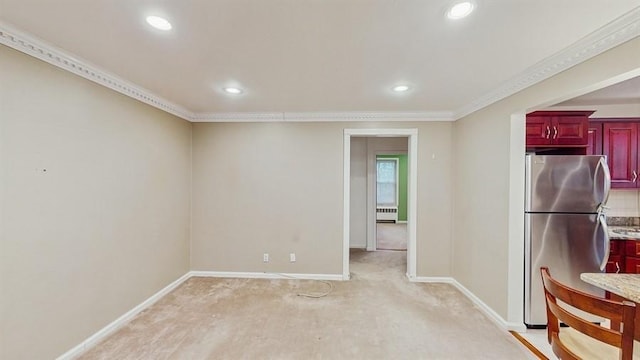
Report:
223,87,243,95
447,1,475,20
392,85,410,92
146,16,172,31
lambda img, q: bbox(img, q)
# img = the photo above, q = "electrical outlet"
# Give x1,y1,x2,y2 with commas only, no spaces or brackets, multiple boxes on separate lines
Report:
263,253,269,263
290,253,296,262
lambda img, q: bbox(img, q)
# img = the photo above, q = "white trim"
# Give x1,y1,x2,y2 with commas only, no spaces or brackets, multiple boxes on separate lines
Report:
370,149,409,249
344,129,418,280
56,272,191,360
285,112,453,122
191,112,285,122
57,270,344,358
411,276,456,283
411,276,527,332
347,128,418,137
1,7,638,123
507,113,527,328
453,7,640,119
343,132,352,280
0,22,194,121
407,133,418,279
193,111,454,122
189,271,344,281
366,140,377,251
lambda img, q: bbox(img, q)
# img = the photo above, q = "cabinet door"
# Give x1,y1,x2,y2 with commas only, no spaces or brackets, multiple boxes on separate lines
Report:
606,254,623,273
603,122,638,188
607,240,624,273
526,116,551,146
552,116,589,145
586,122,603,155
625,240,640,257
624,257,640,274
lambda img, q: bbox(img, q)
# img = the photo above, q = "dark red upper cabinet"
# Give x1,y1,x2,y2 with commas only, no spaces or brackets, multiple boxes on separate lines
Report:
587,122,603,155
525,115,552,146
603,122,639,189
526,111,594,148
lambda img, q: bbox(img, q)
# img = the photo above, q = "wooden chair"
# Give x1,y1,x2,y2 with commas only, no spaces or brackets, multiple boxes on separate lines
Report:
540,267,637,360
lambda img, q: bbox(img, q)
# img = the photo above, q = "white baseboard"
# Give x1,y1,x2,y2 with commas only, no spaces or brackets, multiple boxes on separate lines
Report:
410,276,455,283
57,270,344,359
56,272,191,360
411,276,526,332
57,270,344,358
189,270,344,281
58,271,523,359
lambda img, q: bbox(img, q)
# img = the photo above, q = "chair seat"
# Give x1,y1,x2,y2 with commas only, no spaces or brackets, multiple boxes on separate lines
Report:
559,327,640,360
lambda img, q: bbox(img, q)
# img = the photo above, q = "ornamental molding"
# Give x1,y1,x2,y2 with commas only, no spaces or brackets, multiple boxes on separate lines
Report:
452,6,640,119
1,6,639,123
191,111,454,122
0,21,195,121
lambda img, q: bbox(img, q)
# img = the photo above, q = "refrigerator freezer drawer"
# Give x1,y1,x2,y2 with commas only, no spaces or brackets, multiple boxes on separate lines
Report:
524,212,608,327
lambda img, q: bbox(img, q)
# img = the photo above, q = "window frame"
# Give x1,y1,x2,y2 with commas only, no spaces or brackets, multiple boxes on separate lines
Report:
376,157,399,207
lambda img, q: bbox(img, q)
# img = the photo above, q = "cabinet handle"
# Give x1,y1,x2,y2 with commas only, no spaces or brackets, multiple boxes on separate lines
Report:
633,170,638,183
545,126,551,139
616,262,621,273
552,126,558,139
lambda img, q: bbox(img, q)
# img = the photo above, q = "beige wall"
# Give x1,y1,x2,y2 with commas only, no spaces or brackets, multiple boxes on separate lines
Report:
0,45,192,359
452,37,640,323
191,121,453,277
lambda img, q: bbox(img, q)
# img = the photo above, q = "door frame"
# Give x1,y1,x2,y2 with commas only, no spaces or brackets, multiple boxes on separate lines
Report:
343,128,418,280
370,152,407,251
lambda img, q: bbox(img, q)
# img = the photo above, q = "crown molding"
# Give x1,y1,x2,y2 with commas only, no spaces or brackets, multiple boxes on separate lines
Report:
192,111,454,122
190,112,285,122
284,111,454,122
0,22,451,124
0,21,195,121
452,6,640,120
2,6,639,124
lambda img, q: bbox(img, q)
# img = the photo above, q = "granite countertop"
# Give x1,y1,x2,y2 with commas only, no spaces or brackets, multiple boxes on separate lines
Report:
609,226,640,240
580,273,640,303
608,217,640,240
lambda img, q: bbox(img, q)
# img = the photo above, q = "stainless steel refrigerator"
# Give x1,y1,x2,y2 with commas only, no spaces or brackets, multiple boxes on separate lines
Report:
524,154,611,328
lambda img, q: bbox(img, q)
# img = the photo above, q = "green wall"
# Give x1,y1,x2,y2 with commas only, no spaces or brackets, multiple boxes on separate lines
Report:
377,154,408,221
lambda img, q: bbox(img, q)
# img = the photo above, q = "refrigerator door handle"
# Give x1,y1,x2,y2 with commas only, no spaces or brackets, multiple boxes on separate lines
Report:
598,213,610,271
595,157,611,212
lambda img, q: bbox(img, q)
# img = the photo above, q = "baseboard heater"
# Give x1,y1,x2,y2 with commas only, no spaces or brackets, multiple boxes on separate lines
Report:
376,206,398,222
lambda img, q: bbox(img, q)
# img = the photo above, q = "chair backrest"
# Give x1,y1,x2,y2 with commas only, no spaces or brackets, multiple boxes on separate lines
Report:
540,267,636,360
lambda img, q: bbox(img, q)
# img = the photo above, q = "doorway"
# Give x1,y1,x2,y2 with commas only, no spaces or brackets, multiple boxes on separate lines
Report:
376,154,408,251
343,128,418,280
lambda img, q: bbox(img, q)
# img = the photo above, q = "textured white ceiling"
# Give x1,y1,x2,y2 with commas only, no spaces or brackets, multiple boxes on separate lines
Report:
0,0,638,117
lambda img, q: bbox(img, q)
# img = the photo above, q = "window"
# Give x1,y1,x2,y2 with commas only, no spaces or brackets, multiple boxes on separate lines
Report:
376,158,398,206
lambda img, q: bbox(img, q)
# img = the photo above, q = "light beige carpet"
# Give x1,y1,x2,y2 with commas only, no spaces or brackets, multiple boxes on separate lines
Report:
79,250,535,359
377,222,407,250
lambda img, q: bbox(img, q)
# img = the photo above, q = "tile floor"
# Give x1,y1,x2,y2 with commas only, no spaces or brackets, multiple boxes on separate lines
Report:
519,329,555,359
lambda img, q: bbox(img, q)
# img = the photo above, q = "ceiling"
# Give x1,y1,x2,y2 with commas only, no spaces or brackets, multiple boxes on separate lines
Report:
557,75,640,106
0,1,639,121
